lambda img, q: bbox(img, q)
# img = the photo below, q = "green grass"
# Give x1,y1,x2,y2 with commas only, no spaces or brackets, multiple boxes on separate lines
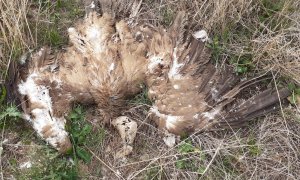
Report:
11,147,78,180
0,1,94,178
1,0,299,179
67,106,93,163
31,0,84,48
247,139,262,157
5,105,105,179
162,7,174,26
175,140,205,173
230,54,255,74
0,104,21,121
287,82,300,105
145,166,163,180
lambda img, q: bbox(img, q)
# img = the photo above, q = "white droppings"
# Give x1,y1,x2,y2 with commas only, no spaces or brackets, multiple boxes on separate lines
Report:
168,48,184,80
193,30,209,42
109,63,115,73
193,113,199,119
67,27,76,33
19,52,30,65
89,1,95,8
211,87,219,101
38,48,44,56
188,105,192,107
2,139,8,144
148,56,163,73
20,161,32,169
173,84,180,89
149,89,155,94
86,26,101,40
202,107,221,120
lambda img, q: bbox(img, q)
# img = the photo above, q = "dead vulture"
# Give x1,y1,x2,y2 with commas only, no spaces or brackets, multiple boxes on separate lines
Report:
13,5,290,155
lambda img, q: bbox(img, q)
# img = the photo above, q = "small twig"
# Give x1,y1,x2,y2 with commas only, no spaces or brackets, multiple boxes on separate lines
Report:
200,141,222,177
85,146,125,180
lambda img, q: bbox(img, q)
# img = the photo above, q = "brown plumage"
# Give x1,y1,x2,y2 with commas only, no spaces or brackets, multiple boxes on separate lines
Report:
12,5,290,154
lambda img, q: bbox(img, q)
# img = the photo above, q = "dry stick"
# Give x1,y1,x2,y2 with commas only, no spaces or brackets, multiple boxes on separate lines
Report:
127,104,233,179
271,71,291,178
200,141,222,178
128,124,227,179
116,144,265,169
86,146,125,180
22,0,35,48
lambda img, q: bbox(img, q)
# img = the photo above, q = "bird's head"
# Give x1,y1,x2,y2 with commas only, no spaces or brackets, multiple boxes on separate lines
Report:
18,70,72,153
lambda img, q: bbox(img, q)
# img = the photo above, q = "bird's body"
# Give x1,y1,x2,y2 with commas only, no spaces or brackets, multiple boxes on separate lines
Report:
13,7,290,154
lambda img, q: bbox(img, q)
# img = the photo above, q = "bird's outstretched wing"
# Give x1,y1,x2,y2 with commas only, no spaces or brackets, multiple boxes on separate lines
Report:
145,12,291,136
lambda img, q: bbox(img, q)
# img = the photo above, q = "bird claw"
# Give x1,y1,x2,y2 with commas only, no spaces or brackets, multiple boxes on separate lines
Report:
115,145,133,159
163,131,177,148
112,116,137,158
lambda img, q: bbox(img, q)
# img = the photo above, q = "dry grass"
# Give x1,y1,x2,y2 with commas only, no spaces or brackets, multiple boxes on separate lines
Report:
0,0,33,82
79,105,300,179
0,0,300,179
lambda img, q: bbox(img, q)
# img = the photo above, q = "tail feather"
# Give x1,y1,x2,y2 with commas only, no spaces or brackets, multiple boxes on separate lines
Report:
5,60,19,104
168,11,187,46
213,87,290,130
226,88,290,119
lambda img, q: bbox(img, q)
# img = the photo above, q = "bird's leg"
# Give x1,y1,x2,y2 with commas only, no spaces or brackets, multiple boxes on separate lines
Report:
148,107,179,148
163,130,177,148
111,116,137,158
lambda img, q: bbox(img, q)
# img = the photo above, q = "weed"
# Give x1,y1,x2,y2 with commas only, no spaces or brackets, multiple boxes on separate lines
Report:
30,0,84,48
47,29,64,47
1,105,101,179
287,82,300,105
67,105,93,163
162,7,174,26
229,54,254,74
145,166,162,180
0,104,21,120
0,85,7,105
13,147,79,180
261,0,285,20
175,140,205,172
206,36,223,65
197,165,206,175
11,42,24,62
177,141,195,154
206,29,231,65
220,155,238,176
247,138,262,157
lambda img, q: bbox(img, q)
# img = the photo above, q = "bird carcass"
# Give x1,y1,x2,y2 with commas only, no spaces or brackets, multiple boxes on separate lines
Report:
14,7,290,155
